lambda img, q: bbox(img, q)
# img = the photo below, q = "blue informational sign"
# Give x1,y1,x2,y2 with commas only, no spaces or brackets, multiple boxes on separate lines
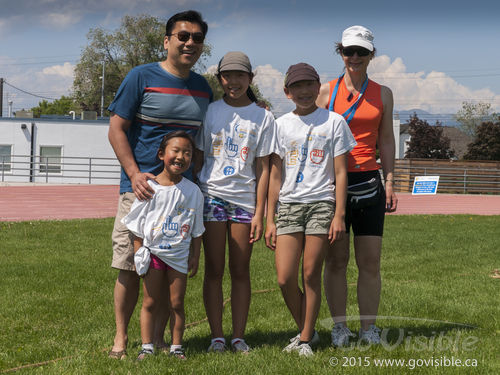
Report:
412,176,440,195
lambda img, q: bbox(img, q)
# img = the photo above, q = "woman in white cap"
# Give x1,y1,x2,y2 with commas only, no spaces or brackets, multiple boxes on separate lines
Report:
317,25,398,346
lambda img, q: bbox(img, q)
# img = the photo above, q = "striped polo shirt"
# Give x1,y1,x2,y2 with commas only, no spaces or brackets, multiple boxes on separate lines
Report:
108,62,212,193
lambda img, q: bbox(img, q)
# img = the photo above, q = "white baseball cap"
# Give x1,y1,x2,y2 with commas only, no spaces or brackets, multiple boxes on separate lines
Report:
342,25,374,51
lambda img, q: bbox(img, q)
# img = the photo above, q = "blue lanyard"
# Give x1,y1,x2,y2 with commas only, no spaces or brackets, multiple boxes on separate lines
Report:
328,74,369,125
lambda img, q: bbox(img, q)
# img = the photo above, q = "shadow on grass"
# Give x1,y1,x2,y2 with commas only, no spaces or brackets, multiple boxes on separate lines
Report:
183,328,302,352
187,324,478,353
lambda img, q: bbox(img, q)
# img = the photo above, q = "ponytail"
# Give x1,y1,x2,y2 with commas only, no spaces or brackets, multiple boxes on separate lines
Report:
246,87,258,103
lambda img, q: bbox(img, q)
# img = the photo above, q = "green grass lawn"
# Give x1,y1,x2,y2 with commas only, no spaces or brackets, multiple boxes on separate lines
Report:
1,215,499,374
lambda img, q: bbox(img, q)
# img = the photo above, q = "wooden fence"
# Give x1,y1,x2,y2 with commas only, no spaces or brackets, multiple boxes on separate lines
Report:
393,159,500,194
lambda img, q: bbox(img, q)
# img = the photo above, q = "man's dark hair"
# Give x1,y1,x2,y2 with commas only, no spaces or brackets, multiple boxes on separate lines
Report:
165,10,208,37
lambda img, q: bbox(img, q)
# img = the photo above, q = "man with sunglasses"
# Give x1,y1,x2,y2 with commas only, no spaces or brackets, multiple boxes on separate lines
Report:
107,10,212,359
317,25,397,348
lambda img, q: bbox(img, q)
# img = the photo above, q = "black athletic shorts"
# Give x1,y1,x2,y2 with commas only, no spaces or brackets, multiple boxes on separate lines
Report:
345,170,386,236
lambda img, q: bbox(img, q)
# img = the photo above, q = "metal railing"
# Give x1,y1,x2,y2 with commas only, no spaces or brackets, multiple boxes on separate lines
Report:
3,154,500,194
393,159,500,194
1,155,121,184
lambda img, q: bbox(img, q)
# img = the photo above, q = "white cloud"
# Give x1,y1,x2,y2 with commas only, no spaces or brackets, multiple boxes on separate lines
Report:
253,64,292,117
248,57,500,116
206,64,218,74
368,55,500,113
39,12,82,29
4,62,74,112
42,62,75,78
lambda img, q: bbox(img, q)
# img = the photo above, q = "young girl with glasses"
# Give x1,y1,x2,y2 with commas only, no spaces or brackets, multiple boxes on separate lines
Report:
195,51,277,353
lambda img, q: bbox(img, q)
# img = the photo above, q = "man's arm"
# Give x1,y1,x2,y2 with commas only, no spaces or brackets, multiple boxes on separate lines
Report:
108,113,155,200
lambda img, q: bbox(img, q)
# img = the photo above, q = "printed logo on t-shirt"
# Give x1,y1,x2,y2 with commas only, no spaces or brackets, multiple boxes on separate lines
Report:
310,149,325,164
286,142,308,167
235,123,247,139
287,149,298,166
223,166,235,175
174,201,195,216
225,136,238,157
298,144,308,163
210,133,223,156
180,224,190,240
162,215,178,237
241,146,249,161
296,172,304,183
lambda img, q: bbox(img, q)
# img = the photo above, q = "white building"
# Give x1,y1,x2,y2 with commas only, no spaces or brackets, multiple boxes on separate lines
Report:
1,114,403,184
0,115,120,184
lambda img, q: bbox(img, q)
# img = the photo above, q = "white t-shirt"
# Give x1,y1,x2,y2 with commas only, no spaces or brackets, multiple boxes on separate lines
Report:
196,99,278,212
276,107,356,203
121,178,204,274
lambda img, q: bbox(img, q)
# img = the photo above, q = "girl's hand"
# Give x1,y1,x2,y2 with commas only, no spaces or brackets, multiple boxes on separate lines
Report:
188,254,199,278
249,216,263,243
328,216,345,244
265,221,277,251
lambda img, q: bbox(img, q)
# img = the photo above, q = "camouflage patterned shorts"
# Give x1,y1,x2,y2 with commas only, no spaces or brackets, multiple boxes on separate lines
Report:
276,201,335,236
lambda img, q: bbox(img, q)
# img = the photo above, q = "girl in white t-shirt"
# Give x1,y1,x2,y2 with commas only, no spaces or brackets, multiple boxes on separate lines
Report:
122,131,204,360
195,51,277,353
265,63,356,356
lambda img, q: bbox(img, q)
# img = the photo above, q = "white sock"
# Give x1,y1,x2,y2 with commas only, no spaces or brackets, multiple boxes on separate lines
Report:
142,343,154,352
170,344,182,352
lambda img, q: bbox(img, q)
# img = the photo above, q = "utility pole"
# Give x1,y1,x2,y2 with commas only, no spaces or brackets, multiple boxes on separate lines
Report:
0,78,4,117
100,61,105,117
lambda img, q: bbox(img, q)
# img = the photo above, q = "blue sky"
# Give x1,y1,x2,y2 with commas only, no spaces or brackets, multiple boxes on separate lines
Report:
1,0,500,120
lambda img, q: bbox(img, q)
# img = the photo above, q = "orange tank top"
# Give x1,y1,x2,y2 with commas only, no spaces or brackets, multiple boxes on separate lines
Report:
328,78,383,172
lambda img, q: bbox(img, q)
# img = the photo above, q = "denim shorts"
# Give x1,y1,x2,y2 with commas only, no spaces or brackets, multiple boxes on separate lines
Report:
276,201,335,236
203,195,253,223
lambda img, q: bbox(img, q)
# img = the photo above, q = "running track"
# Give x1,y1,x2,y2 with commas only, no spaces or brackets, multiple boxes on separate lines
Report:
1,184,500,222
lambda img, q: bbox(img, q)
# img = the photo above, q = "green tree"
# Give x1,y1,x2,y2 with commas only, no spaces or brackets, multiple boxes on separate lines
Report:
203,73,272,108
405,114,455,159
203,74,224,101
73,14,211,113
30,96,77,118
454,101,495,137
463,121,500,160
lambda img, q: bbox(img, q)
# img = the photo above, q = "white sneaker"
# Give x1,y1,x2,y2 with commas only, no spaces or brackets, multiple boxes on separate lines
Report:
207,339,227,353
359,325,381,344
231,339,250,353
331,324,355,347
297,343,314,357
283,333,300,352
283,330,319,352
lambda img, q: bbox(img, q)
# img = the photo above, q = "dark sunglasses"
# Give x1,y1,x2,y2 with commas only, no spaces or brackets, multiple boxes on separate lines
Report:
169,31,205,44
342,46,371,57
